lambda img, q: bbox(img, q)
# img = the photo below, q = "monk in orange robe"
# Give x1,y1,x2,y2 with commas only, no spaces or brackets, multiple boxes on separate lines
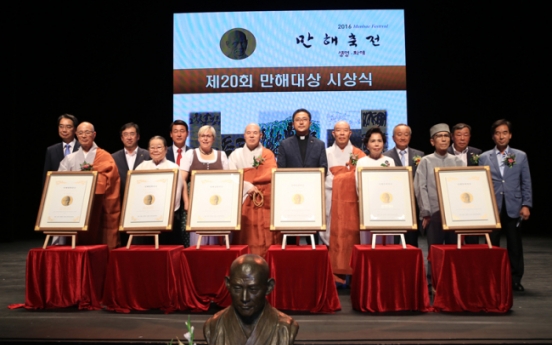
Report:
58,122,120,249
229,124,281,257
324,121,366,276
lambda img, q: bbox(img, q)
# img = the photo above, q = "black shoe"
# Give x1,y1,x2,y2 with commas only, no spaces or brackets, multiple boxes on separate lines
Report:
513,282,525,292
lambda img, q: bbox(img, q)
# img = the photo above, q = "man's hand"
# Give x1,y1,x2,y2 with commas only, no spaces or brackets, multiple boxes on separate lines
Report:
520,206,530,220
422,216,431,229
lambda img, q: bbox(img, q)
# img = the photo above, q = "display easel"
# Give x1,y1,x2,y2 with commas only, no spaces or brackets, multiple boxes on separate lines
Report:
43,231,77,249
195,231,231,250
126,231,162,249
456,230,492,249
281,231,317,250
370,230,407,249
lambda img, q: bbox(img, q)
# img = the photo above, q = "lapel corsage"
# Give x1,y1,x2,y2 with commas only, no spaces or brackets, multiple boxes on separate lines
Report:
380,160,390,167
80,161,93,171
470,153,480,165
412,155,422,166
349,153,359,167
252,155,265,168
504,153,516,168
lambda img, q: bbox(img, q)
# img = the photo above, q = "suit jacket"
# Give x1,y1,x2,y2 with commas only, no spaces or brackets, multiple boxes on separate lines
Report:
166,145,192,163
478,147,532,219
112,147,150,201
447,145,482,166
43,141,81,183
383,146,424,176
277,134,328,173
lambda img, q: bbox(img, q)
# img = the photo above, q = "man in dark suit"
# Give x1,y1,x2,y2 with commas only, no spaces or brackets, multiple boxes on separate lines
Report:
166,119,191,247
448,123,483,244
277,109,328,245
383,124,424,246
112,122,150,246
43,114,81,184
111,122,150,203
479,119,532,292
447,123,482,167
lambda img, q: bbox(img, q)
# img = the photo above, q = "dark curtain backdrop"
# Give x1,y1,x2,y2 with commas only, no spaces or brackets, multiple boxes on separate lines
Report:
10,1,547,242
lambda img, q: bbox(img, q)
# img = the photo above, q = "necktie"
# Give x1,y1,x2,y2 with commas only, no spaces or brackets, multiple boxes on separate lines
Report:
64,144,71,156
499,152,506,176
176,148,182,166
400,150,406,166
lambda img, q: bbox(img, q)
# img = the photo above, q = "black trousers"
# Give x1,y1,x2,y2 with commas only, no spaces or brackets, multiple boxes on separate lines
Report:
490,205,524,283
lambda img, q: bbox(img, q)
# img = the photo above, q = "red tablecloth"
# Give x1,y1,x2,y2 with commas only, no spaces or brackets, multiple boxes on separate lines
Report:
102,245,208,313
350,245,431,312
182,245,249,307
430,245,512,313
10,245,109,310
264,245,341,313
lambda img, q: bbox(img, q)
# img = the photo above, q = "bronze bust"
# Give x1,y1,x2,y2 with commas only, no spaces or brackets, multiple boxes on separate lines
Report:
203,254,299,344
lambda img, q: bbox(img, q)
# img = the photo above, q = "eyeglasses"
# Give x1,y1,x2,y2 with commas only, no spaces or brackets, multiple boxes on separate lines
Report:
200,134,213,139
294,117,309,122
122,132,137,138
434,133,450,139
149,146,165,151
76,131,94,136
59,125,74,130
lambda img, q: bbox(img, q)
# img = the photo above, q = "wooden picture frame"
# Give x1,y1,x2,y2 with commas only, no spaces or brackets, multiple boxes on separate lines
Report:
358,166,417,230
270,168,326,231
119,169,179,231
435,166,500,230
186,170,244,231
35,171,98,231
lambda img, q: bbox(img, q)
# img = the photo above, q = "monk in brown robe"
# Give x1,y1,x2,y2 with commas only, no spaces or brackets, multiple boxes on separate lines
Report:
58,122,120,249
229,124,281,257
204,254,298,345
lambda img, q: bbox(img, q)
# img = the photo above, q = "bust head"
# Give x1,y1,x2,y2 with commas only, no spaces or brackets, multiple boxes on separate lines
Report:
225,254,275,325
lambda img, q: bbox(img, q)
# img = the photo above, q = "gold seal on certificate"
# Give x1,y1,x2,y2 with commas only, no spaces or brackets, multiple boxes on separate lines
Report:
380,192,393,204
210,195,222,205
460,192,473,203
292,194,304,205
61,196,73,206
143,194,155,205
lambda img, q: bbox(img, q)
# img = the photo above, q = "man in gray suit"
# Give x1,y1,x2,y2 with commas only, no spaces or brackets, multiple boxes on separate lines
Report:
384,124,424,246
43,114,81,184
478,119,532,292
277,109,328,245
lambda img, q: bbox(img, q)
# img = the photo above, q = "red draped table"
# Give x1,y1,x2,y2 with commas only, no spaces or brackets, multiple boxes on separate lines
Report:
264,245,341,313
430,245,512,313
102,245,208,313
12,245,109,310
182,245,249,307
350,245,431,312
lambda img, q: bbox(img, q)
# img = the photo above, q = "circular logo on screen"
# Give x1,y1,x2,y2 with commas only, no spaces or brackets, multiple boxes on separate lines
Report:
143,195,155,205
61,196,73,206
380,192,393,204
220,28,256,60
460,192,473,204
292,194,304,205
210,195,222,205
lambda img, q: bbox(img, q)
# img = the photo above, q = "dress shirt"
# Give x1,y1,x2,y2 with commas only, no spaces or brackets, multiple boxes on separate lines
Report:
452,145,469,165
124,147,138,171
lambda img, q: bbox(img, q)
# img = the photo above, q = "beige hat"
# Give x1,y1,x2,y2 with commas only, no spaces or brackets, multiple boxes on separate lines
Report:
430,123,450,138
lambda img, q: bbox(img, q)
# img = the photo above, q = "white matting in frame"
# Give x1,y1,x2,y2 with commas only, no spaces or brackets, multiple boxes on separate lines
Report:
187,170,244,231
358,167,417,230
35,171,98,231
435,166,500,230
270,168,326,231
120,169,178,231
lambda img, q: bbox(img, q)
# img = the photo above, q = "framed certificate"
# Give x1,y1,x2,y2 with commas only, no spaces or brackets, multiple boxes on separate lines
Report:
119,169,179,231
270,168,326,231
435,166,500,230
187,170,244,231
35,171,98,231
358,167,417,230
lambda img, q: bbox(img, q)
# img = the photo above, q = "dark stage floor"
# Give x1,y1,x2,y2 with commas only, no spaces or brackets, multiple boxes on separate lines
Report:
1,235,551,344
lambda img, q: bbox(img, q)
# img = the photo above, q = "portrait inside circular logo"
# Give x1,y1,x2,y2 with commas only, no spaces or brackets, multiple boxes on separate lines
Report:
220,28,256,60
460,192,473,204
380,192,393,204
61,196,73,206
210,195,222,205
292,194,304,205
143,194,155,205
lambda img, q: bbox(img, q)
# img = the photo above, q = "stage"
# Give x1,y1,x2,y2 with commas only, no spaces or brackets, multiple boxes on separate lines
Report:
2,235,551,344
